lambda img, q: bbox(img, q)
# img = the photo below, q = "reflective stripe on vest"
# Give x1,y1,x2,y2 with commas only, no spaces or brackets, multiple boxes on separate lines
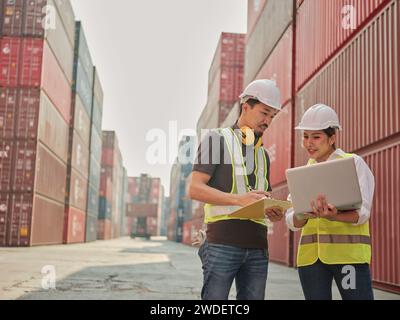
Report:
204,128,268,225
297,152,372,267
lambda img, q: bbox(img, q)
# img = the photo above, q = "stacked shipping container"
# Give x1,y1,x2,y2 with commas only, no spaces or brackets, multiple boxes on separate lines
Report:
293,0,399,292
63,21,93,244
98,131,127,240
242,0,294,264
0,0,75,246
125,174,163,238
85,66,103,242
243,0,399,293
168,136,195,242
196,33,245,137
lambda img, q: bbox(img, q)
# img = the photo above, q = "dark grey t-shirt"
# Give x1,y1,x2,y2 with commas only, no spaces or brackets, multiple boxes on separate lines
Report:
192,125,272,249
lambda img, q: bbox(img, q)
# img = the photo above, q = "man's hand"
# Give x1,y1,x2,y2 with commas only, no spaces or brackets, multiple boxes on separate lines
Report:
265,207,284,222
310,194,338,221
236,191,271,207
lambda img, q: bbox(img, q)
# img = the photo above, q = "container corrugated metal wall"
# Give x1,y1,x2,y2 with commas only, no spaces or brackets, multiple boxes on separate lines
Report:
64,207,86,243
296,0,392,90
256,25,293,106
263,103,292,187
289,0,400,293
362,139,400,293
295,0,400,162
44,0,74,84
244,0,293,85
267,184,291,266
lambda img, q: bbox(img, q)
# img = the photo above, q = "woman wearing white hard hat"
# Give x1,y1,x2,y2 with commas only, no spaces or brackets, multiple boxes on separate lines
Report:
285,104,375,300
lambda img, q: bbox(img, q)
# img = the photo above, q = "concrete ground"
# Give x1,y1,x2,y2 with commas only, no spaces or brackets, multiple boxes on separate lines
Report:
0,237,398,300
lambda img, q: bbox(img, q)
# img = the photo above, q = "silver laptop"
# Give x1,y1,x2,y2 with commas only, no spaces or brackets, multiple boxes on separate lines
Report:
285,157,362,216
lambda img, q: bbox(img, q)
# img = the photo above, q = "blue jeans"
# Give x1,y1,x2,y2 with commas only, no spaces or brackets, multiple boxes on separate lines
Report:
198,240,269,300
298,259,374,300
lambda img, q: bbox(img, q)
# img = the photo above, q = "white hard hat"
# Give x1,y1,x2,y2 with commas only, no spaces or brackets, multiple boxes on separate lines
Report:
295,104,342,131
239,79,281,111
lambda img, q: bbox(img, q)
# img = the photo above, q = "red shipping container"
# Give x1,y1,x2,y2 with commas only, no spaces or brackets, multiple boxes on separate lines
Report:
0,37,21,87
1,0,46,37
97,219,111,240
256,26,293,106
0,38,71,124
0,140,14,191
296,0,400,162
296,0,392,90
101,148,114,167
262,103,292,187
0,88,69,162
15,88,40,139
13,140,36,192
127,177,139,198
208,33,245,106
127,203,157,218
99,167,113,202
30,194,64,246
0,192,11,246
0,88,18,139
41,40,71,123
0,37,43,87
26,0,47,37
63,207,86,244
363,140,400,293
6,193,33,246
267,184,291,266
1,0,24,36
20,38,43,87
0,37,44,87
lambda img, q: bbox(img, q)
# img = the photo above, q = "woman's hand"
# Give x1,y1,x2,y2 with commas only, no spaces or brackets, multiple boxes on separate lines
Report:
310,194,338,220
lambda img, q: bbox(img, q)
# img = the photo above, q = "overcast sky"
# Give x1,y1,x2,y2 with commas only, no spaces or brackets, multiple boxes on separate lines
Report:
70,0,247,196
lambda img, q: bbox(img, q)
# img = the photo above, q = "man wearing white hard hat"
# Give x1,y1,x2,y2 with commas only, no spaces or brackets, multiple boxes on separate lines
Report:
285,104,375,300
188,79,284,300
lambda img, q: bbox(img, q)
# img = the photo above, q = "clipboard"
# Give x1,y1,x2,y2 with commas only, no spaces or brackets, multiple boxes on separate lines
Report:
229,198,293,219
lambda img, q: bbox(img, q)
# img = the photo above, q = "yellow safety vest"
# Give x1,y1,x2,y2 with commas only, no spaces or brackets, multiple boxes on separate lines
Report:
204,127,269,226
297,152,372,267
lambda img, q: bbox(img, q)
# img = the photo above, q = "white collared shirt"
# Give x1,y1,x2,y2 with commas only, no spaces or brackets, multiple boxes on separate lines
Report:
285,148,375,231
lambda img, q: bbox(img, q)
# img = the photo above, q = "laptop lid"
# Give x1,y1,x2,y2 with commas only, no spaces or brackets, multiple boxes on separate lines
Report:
285,157,362,215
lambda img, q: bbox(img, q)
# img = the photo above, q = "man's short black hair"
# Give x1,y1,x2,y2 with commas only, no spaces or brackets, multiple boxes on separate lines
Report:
239,98,260,116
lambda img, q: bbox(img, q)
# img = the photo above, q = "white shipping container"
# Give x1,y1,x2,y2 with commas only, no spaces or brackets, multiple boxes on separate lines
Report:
244,0,293,85
45,0,74,83
73,94,91,148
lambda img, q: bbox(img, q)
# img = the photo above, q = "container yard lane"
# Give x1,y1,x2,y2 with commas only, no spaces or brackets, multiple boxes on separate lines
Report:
1,236,398,300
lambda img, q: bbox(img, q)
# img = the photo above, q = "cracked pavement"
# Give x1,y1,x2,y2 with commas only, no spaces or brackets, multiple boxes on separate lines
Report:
0,237,398,300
